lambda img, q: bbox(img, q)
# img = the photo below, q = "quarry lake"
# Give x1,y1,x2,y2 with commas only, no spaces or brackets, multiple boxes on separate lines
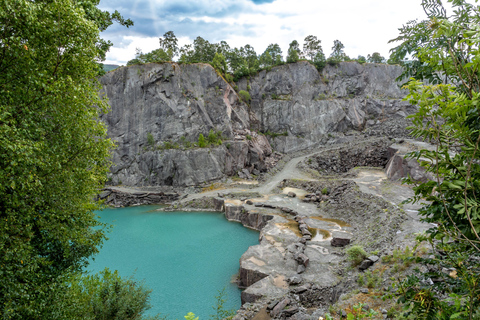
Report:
88,206,259,319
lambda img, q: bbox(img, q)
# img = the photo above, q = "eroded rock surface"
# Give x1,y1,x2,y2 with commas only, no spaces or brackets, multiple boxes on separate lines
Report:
100,61,416,187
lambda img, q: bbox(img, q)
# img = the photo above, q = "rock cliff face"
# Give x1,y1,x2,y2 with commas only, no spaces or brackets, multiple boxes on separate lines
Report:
238,61,415,153
100,61,414,187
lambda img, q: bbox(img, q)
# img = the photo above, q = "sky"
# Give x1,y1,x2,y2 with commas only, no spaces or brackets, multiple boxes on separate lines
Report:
98,0,430,66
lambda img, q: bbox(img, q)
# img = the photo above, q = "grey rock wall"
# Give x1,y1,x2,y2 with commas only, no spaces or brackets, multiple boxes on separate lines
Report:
238,61,416,153
100,61,414,187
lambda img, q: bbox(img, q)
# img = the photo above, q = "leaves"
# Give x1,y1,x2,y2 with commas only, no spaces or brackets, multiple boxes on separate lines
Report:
0,0,128,317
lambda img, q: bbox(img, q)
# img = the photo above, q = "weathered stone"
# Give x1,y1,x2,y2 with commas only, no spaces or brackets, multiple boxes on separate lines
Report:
239,267,269,288
213,197,224,211
241,291,262,305
287,191,296,198
297,265,306,274
246,200,254,205
331,237,351,247
359,259,374,270
271,298,290,317
282,306,299,316
288,276,303,285
367,255,380,263
291,283,311,294
360,288,369,294
296,253,310,266
267,300,279,311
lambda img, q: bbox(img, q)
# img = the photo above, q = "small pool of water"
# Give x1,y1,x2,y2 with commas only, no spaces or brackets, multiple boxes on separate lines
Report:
88,206,259,319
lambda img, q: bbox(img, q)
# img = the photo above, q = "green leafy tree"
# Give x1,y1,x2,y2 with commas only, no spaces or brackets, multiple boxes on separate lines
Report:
357,55,367,64
303,35,322,60
127,48,170,66
313,51,327,71
259,50,273,69
0,0,140,318
159,31,179,61
366,52,385,63
63,268,159,320
329,39,345,62
242,44,259,73
178,44,193,63
286,40,301,63
261,43,283,67
390,1,480,319
192,36,216,63
212,52,227,75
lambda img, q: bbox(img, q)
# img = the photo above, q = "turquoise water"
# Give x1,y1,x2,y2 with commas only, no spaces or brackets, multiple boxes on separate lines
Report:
88,206,259,319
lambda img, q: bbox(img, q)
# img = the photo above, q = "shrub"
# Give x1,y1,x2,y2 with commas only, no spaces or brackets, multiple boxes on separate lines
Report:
238,90,251,103
147,132,155,147
198,134,207,148
346,245,367,266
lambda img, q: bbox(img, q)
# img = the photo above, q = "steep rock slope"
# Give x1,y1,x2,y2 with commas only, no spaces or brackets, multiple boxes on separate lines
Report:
100,61,414,187
239,61,415,153
100,63,267,186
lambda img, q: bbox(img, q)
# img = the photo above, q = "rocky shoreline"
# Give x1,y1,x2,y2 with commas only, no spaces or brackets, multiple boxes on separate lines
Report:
102,138,431,319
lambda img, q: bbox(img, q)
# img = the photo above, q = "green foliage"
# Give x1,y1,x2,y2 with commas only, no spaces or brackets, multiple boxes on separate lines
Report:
357,55,367,64
238,90,251,103
246,134,252,141
346,246,367,266
286,40,301,63
357,274,365,286
364,270,382,289
159,31,179,61
210,287,235,320
212,52,227,75
207,129,223,146
390,1,480,319
127,48,170,66
0,0,134,317
313,51,327,71
185,312,199,320
65,268,160,320
329,39,346,64
366,52,385,63
346,303,378,319
198,134,207,148
321,187,329,195
263,130,288,138
147,132,155,147
303,35,322,60
260,43,283,68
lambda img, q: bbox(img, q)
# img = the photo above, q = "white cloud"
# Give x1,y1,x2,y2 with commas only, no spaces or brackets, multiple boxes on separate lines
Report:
101,0,429,65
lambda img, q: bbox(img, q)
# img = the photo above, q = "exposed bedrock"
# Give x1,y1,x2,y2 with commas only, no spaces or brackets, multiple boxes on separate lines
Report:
100,61,416,187
238,61,416,153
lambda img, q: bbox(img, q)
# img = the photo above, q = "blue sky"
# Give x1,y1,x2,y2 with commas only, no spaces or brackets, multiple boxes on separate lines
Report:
98,0,429,65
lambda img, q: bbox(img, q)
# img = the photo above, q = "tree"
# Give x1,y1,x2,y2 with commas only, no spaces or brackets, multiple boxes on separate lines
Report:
286,40,301,63
329,39,345,62
262,43,283,67
192,36,216,63
357,55,367,64
390,1,480,318
127,48,170,66
303,35,322,60
0,0,141,318
242,44,259,73
63,268,158,320
366,52,385,63
159,31,179,61
212,52,227,75
313,51,326,70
